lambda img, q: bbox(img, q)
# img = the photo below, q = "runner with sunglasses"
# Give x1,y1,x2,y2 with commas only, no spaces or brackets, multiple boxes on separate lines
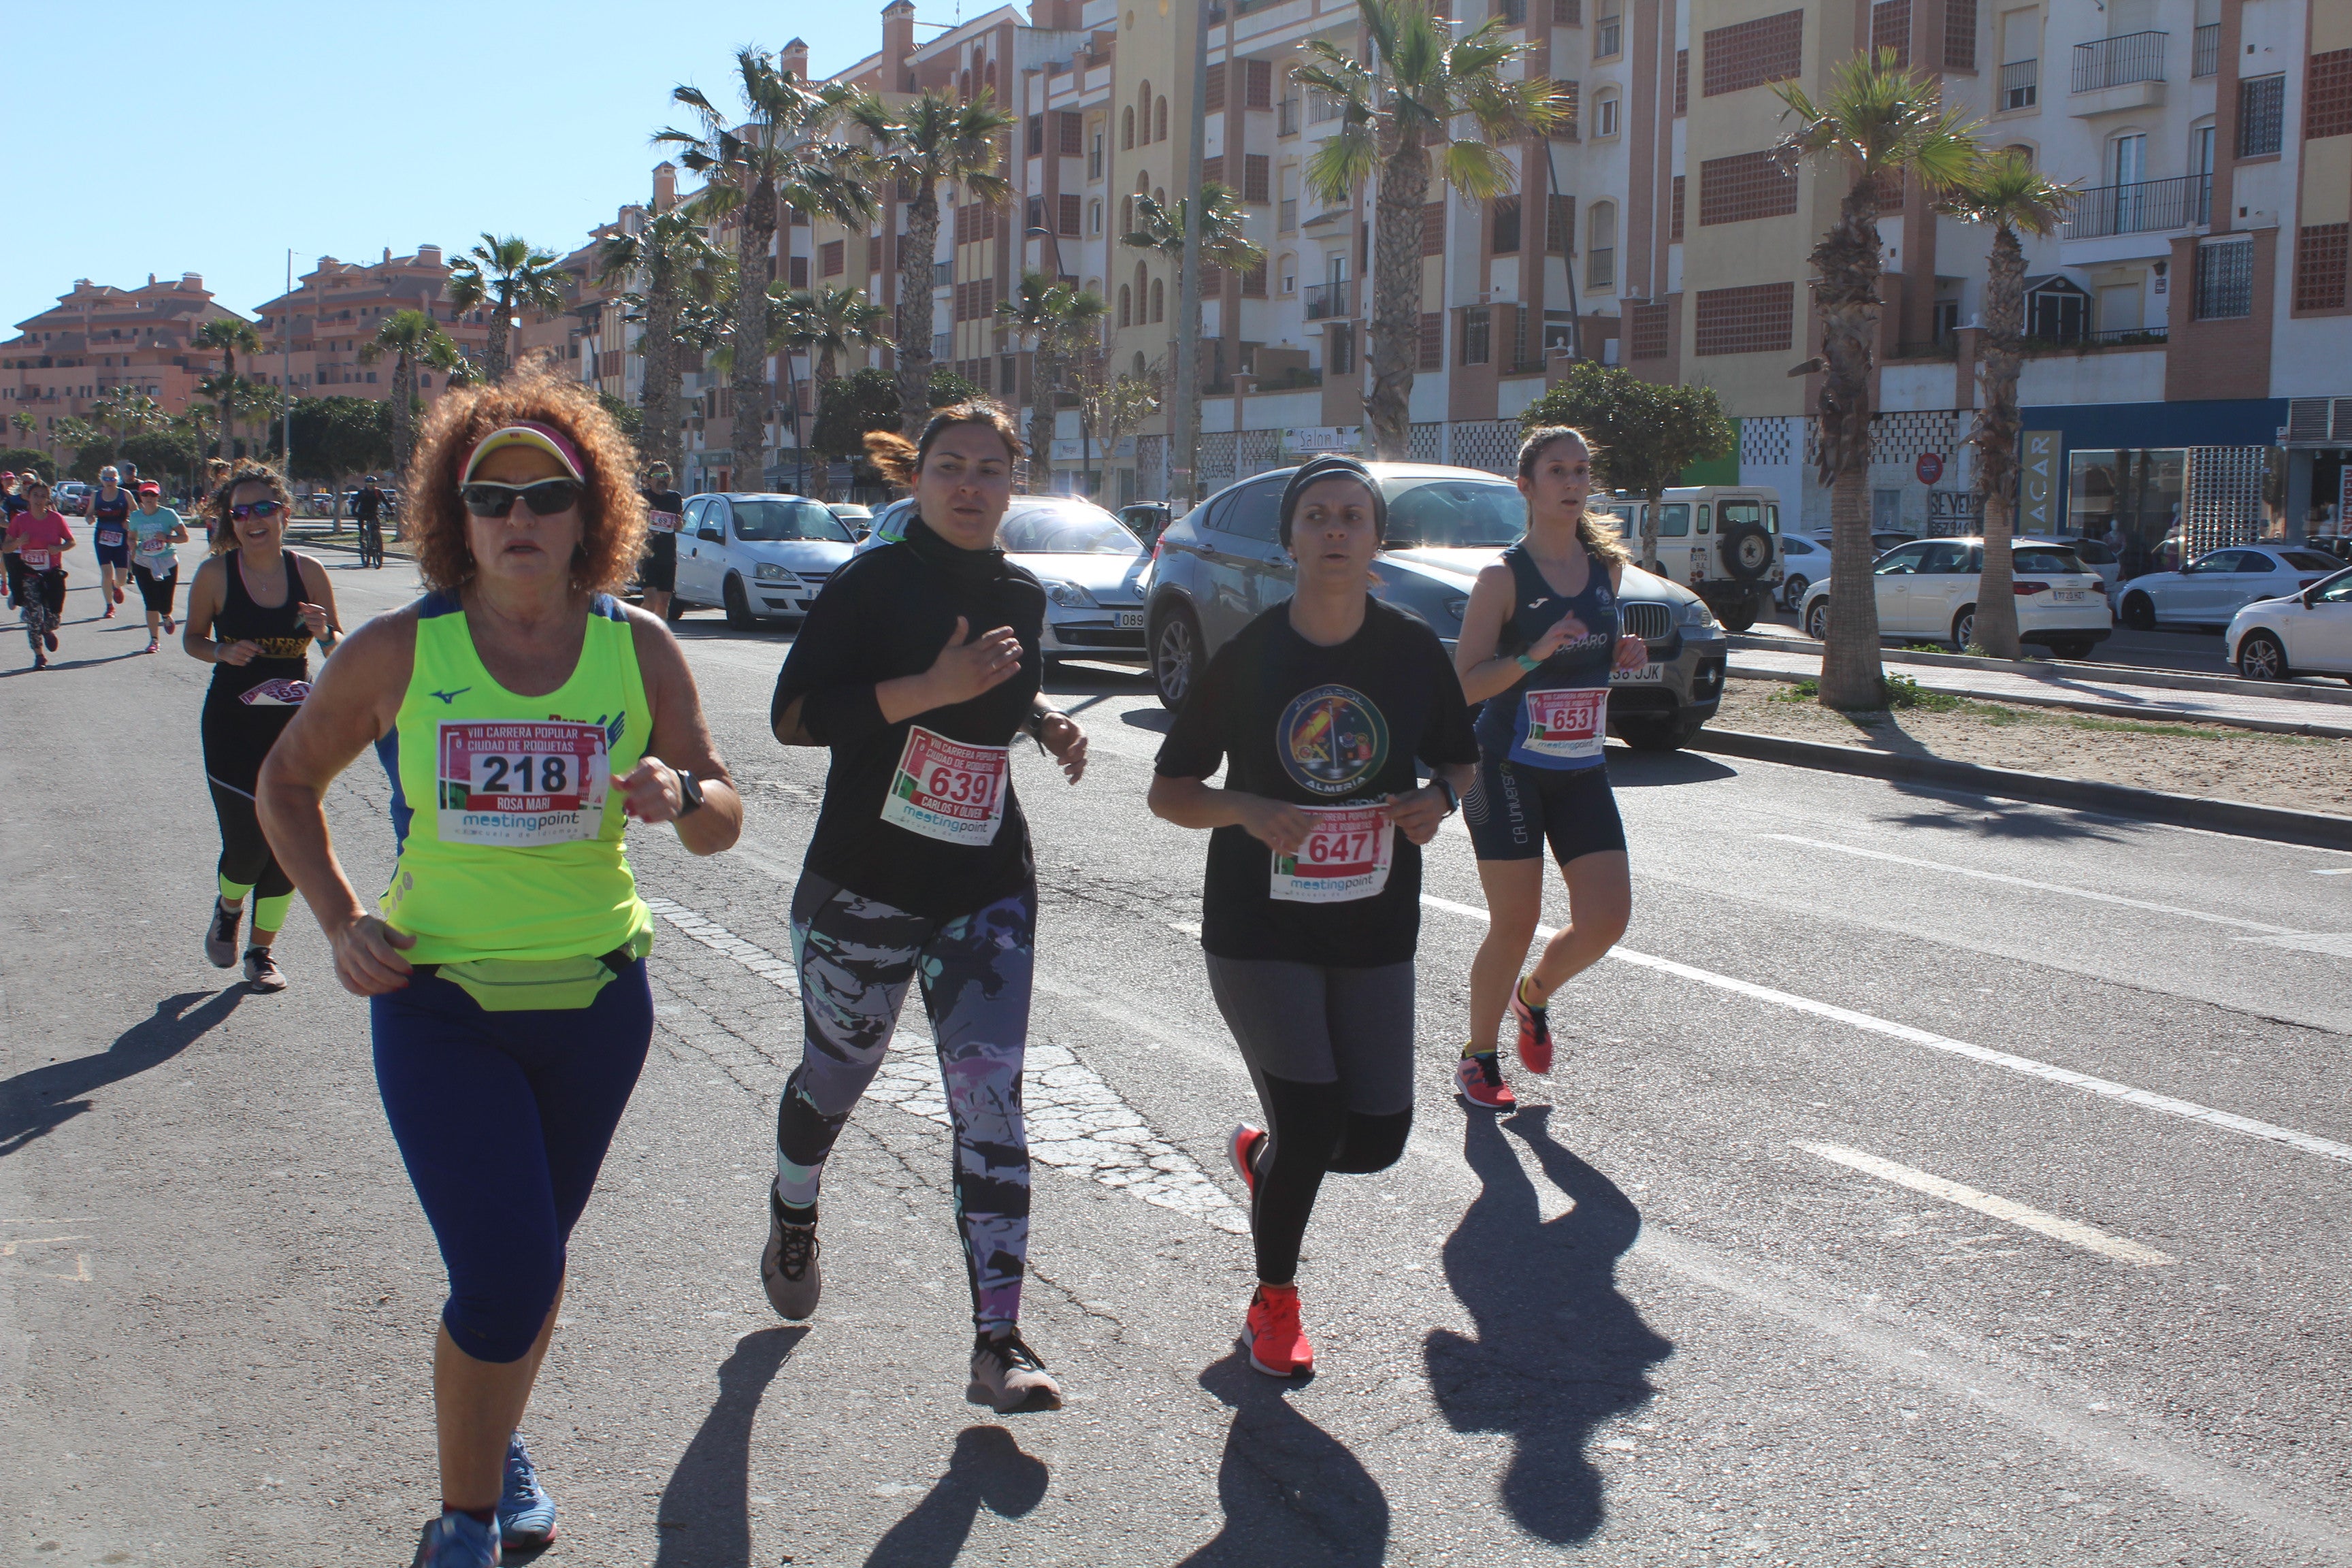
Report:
255,374,741,1568
183,461,341,992
128,483,190,653
3,477,74,669
89,464,133,619
1451,427,1648,1109
1149,455,1477,1376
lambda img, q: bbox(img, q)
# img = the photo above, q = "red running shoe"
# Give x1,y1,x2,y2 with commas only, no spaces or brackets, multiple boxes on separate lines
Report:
1243,1284,1313,1377
1228,1123,1267,1199
112,585,124,604
1454,1051,1517,1110
1510,975,1554,1075
102,604,115,619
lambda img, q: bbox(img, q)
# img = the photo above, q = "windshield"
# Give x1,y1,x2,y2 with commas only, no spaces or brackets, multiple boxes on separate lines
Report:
1380,477,1529,548
999,503,1142,555
732,499,851,543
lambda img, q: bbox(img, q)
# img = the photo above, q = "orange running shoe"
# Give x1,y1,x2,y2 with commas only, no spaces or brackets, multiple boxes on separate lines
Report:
1454,1051,1517,1109
1228,1123,1267,1199
1510,975,1554,1075
1243,1284,1314,1377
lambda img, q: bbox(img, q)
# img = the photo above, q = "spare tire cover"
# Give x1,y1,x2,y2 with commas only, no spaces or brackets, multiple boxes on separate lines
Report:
1719,521,1774,582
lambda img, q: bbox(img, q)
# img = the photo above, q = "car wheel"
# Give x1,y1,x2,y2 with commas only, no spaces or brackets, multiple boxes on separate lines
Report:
1150,603,1201,710
1617,715,1703,753
1803,598,1830,641
723,574,759,632
663,594,686,623
2121,592,2156,631
2236,630,2289,681
1716,598,1758,633
1780,574,1810,611
1950,605,1977,651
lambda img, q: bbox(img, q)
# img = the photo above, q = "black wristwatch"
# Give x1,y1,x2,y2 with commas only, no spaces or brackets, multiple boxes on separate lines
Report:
674,768,706,817
1433,776,1459,816
1025,707,1062,741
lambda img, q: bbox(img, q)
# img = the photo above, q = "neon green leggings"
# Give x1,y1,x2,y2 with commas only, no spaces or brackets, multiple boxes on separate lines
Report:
219,874,292,936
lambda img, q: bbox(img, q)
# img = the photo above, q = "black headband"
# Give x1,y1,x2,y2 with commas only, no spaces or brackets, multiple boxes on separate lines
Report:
1278,454,1386,548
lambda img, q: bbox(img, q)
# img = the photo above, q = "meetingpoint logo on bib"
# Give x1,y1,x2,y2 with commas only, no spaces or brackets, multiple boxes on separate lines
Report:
1278,685,1389,798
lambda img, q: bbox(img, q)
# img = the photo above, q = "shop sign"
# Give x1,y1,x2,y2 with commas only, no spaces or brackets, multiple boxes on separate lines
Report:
2019,431,2061,533
1283,426,1362,455
1915,452,1944,485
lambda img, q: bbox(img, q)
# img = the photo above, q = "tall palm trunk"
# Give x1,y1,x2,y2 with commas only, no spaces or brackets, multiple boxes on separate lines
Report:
1812,180,1888,709
391,351,416,482
642,282,682,472
485,304,511,382
896,186,943,436
1970,223,2026,659
1366,135,1432,462
730,182,779,480
1028,342,1058,492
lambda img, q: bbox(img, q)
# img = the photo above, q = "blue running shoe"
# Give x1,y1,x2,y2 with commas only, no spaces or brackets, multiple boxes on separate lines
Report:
498,1433,557,1549
410,1511,498,1568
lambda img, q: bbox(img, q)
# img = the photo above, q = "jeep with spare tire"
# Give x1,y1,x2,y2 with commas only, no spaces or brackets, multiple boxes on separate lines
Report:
1584,486,1784,632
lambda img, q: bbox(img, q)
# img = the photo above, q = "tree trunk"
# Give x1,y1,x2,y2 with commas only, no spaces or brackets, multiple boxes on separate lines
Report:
1812,182,1887,710
1642,488,1663,571
898,186,941,437
390,352,415,484
730,182,778,483
1365,140,1430,461
486,302,510,383
642,280,681,474
1028,343,1057,493
1970,223,2025,659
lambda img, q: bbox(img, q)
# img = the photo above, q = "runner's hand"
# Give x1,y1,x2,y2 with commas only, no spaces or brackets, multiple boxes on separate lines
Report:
1236,796,1316,856
1383,787,1450,845
328,914,415,996
1614,632,1650,671
214,639,263,666
619,756,683,823
1526,612,1586,662
297,602,331,639
927,617,1024,706
1037,712,1088,784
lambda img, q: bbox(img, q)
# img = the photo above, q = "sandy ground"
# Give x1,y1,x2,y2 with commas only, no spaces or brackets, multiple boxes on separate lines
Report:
1710,678,2352,817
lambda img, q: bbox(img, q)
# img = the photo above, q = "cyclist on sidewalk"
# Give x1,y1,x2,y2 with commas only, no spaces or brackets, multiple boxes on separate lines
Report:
1149,454,1477,1377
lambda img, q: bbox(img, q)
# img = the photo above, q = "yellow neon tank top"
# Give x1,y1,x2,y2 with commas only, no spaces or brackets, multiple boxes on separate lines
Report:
376,591,655,964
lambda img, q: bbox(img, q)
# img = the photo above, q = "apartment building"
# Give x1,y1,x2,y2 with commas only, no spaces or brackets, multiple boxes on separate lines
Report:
0,274,240,444
248,248,495,415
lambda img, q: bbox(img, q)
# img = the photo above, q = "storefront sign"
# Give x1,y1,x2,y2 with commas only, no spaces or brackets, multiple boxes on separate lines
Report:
1915,452,1944,485
2020,431,2061,533
1283,426,1362,455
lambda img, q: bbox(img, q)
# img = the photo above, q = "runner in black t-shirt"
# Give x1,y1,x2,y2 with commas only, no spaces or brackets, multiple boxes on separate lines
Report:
764,405,1089,1414
1150,454,1478,1379
637,462,684,619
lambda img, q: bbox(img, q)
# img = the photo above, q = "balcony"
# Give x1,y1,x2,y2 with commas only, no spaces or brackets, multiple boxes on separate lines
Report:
2192,23,2219,78
1304,279,1354,320
2058,174,2210,240
2071,32,2167,114
2000,59,2038,111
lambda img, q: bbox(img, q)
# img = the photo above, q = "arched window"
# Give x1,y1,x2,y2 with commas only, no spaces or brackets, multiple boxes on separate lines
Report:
1595,89,1620,139
1122,196,1134,234
960,69,972,101
1151,278,1165,323
1139,80,1153,131
1155,97,1169,142
1154,186,1166,208
1586,201,1617,290
1122,106,1135,150
985,61,996,97
1134,260,1149,302
1133,351,1147,376
1119,284,1132,327
1277,254,1296,295
1089,199,1102,235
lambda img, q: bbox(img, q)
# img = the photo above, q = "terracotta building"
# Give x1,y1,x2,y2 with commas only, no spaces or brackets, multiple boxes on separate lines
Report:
0,274,240,451
249,246,495,409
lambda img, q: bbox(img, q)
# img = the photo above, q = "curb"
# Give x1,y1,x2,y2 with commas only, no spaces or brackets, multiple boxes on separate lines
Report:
1723,633,2352,709
1688,727,2352,851
1725,663,2352,740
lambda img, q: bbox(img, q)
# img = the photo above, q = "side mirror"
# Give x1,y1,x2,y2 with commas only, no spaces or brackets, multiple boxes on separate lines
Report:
698,526,723,543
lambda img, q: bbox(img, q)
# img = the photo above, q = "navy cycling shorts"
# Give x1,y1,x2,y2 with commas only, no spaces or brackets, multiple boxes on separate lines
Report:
1463,753,1628,866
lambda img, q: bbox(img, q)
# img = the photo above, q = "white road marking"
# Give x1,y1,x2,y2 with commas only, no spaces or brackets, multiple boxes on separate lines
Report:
2313,868,2352,877
1793,1142,2176,1266
1416,894,2352,1168
642,896,1245,1232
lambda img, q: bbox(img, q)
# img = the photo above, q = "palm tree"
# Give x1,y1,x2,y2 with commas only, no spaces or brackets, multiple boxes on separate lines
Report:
994,272,1107,493
1122,187,1262,472
1297,0,1566,460
847,87,1016,436
598,210,728,474
659,50,874,485
194,318,263,459
360,309,465,482
1775,49,1979,707
10,409,36,459
1944,150,2074,660
445,234,568,382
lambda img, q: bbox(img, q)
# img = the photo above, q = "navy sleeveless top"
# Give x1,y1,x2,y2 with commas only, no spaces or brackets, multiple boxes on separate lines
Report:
1473,542,1618,770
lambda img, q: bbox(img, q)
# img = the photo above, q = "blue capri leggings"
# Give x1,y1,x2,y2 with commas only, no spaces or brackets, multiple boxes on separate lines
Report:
372,960,652,1363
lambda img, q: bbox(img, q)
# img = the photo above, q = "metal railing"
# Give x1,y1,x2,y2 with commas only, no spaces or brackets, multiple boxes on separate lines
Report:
2001,59,2038,110
2058,173,2210,239
1304,279,1354,319
2192,23,2220,77
2082,325,2170,347
2072,31,2167,93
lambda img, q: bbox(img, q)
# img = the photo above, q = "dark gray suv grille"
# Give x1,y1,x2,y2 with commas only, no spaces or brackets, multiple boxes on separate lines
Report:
1622,602,1672,642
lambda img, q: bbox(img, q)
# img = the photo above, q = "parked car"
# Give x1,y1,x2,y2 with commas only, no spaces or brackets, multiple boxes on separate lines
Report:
670,492,859,627
1144,462,1728,749
1584,485,1782,632
998,497,1151,662
2025,532,2121,595
1799,537,2112,656
1777,532,1831,610
53,480,91,517
827,502,873,538
2114,546,2349,631
851,495,917,554
1117,502,1173,547
2226,566,2352,683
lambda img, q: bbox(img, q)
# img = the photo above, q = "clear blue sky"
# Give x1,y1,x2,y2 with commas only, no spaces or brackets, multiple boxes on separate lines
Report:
3,1,976,331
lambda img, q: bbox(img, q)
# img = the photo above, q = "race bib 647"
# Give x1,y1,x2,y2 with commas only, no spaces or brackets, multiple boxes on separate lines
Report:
436,720,610,847
1270,804,1394,904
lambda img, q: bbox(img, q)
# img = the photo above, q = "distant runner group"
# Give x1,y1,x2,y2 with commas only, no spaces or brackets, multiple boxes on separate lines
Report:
29,376,1643,1565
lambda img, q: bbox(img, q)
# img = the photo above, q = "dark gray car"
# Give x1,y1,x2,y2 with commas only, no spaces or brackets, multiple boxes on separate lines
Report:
1142,463,1729,751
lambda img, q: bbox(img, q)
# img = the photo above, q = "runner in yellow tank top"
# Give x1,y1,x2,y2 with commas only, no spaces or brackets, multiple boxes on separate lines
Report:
256,374,743,1568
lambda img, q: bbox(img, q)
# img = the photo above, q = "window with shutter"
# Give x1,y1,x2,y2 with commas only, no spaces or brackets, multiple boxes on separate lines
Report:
1461,307,1491,365
1419,312,1444,370
1247,59,1273,109
1059,194,1082,235
1026,114,1044,157
1422,203,1446,255
821,240,844,276
1204,156,1224,189
1546,194,1575,255
1492,196,1521,255
1205,63,1225,114
1060,112,1083,155
1245,154,1270,204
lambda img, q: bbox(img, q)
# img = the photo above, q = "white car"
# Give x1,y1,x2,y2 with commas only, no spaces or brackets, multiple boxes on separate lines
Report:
1799,537,2112,656
672,492,859,628
854,494,1151,662
1777,532,1830,610
2114,546,2347,631
828,502,874,538
2226,567,2352,683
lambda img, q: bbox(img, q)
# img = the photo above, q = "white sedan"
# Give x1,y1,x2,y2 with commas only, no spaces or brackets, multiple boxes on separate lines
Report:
1799,537,2112,655
672,492,859,628
854,495,1151,662
2114,546,2347,631
2226,567,2352,683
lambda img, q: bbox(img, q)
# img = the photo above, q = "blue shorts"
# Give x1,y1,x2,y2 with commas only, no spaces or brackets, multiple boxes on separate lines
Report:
1463,754,1628,865
95,542,130,568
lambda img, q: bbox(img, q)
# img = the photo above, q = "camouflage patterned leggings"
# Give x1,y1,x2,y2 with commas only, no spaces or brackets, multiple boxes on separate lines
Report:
777,871,1035,1333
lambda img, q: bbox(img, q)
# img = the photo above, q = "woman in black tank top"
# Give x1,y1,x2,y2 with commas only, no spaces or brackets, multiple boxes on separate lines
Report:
182,462,342,991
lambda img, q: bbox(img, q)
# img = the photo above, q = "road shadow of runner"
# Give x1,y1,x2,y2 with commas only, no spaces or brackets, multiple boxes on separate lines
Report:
0,989,240,1158
861,1424,1049,1567
652,1325,807,1567
1172,1351,1390,1567
1424,1106,1669,1544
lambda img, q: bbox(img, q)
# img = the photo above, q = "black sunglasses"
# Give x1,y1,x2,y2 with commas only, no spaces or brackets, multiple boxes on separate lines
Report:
228,500,284,521
461,480,583,519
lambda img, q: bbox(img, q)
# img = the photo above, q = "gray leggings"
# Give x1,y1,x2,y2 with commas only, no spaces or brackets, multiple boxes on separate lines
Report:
1204,956,1416,1284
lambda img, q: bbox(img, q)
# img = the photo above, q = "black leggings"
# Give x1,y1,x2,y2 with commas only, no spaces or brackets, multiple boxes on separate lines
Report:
209,779,294,925
133,564,178,614
1204,956,1416,1285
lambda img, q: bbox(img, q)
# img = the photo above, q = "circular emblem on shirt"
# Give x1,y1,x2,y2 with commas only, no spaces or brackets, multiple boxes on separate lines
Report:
1278,684,1390,797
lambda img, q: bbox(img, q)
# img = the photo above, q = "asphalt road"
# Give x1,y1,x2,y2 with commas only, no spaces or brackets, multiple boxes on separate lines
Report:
5,551,2350,1567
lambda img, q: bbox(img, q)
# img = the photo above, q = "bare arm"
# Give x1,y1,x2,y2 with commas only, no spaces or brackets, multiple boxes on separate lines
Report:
293,555,344,652
1147,773,1318,857
1455,562,1582,704
181,558,259,666
624,610,743,856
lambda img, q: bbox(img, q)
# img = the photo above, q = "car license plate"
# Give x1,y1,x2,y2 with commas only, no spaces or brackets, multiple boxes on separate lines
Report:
2055,589,2084,602
1610,662,1663,684
1115,610,1143,629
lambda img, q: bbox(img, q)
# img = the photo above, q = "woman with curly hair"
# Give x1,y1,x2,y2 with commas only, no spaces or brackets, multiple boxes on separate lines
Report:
762,402,1089,1415
255,368,744,1568
181,460,340,990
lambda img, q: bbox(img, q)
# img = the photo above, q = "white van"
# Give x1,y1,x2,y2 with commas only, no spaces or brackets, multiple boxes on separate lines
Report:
1585,486,1784,631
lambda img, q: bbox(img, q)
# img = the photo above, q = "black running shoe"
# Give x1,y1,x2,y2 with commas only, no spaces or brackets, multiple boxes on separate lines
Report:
242,947,287,993
206,901,242,968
